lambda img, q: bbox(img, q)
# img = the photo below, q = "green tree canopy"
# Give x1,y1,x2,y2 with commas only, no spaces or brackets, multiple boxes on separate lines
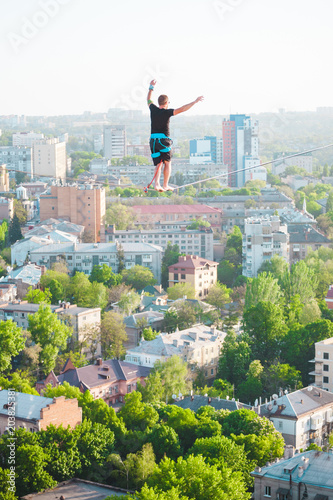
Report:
100,311,128,359
167,282,196,301
0,320,25,374
122,265,156,290
28,305,72,373
244,272,283,311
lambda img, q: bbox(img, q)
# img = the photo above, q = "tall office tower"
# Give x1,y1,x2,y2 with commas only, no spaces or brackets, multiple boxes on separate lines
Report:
33,138,67,181
12,132,44,146
222,114,260,187
0,146,33,178
103,125,126,159
189,136,223,164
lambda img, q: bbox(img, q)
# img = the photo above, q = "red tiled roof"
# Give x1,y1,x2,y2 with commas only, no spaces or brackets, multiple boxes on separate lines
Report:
132,204,221,214
326,287,333,299
169,255,218,269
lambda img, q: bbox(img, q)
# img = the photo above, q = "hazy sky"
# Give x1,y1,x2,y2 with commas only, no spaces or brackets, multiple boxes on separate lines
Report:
0,0,332,116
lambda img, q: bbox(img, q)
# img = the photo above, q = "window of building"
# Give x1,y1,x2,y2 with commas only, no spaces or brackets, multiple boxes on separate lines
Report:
264,486,271,497
323,376,329,383
324,352,329,360
174,273,178,281
181,274,186,279
127,384,131,393
324,364,329,372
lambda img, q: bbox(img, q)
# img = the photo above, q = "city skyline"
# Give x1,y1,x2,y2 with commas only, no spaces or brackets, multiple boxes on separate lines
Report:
0,0,332,117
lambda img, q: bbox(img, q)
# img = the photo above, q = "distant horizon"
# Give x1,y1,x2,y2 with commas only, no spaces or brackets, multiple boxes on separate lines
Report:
2,106,333,120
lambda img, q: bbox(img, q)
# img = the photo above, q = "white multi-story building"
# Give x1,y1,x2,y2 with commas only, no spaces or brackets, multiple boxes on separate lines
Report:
33,138,66,180
105,225,214,261
310,337,333,393
29,241,163,283
12,132,44,147
104,125,126,159
242,216,289,278
0,146,33,178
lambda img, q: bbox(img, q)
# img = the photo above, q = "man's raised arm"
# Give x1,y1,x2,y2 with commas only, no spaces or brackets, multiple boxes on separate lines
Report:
147,79,156,107
174,96,204,116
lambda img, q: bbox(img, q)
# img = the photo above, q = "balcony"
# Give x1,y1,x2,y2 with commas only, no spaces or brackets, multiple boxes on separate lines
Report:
309,369,322,376
310,417,323,431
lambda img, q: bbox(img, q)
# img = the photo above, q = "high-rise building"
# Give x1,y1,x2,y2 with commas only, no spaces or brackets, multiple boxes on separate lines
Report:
189,136,223,164
39,184,106,242
33,138,66,180
103,125,126,159
222,114,260,187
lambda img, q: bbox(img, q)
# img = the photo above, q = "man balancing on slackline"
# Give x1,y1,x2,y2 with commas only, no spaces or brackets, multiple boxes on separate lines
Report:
147,79,203,192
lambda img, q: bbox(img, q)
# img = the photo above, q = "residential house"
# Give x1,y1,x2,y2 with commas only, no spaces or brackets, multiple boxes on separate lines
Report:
0,390,82,434
257,387,333,450
123,311,165,348
0,301,101,354
310,337,333,392
21,478,132,499
36,358,151,406
174,395,251,412
288,224,331,264
252,450,333,500
168,255,218,299
0,263,45,299
0,283,16,303
125,324,226,380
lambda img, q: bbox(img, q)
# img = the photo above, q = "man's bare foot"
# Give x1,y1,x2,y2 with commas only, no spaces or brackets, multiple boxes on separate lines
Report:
155,185,165,192
163,185,174,191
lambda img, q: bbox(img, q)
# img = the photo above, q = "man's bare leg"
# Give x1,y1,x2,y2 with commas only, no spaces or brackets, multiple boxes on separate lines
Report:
162,161,174,191
154,161,164,191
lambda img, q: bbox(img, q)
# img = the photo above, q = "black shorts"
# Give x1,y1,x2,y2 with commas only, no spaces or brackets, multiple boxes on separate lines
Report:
150,138,172,166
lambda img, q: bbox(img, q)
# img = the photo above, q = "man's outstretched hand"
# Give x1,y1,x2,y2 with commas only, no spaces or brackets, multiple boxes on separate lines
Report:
150,79,157,86
195,96,204,103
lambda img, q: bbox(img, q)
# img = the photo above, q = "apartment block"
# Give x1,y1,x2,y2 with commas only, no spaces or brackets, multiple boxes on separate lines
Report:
242,216,289,278
168,255,218,299
310,337,333,393
39,184,106,242
105,224,214,260
29,241,163,283
0,146,33,178
33,138,66,180
12,131,44,146
272,151,313,175
104,125,126,159
132,204,222,230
